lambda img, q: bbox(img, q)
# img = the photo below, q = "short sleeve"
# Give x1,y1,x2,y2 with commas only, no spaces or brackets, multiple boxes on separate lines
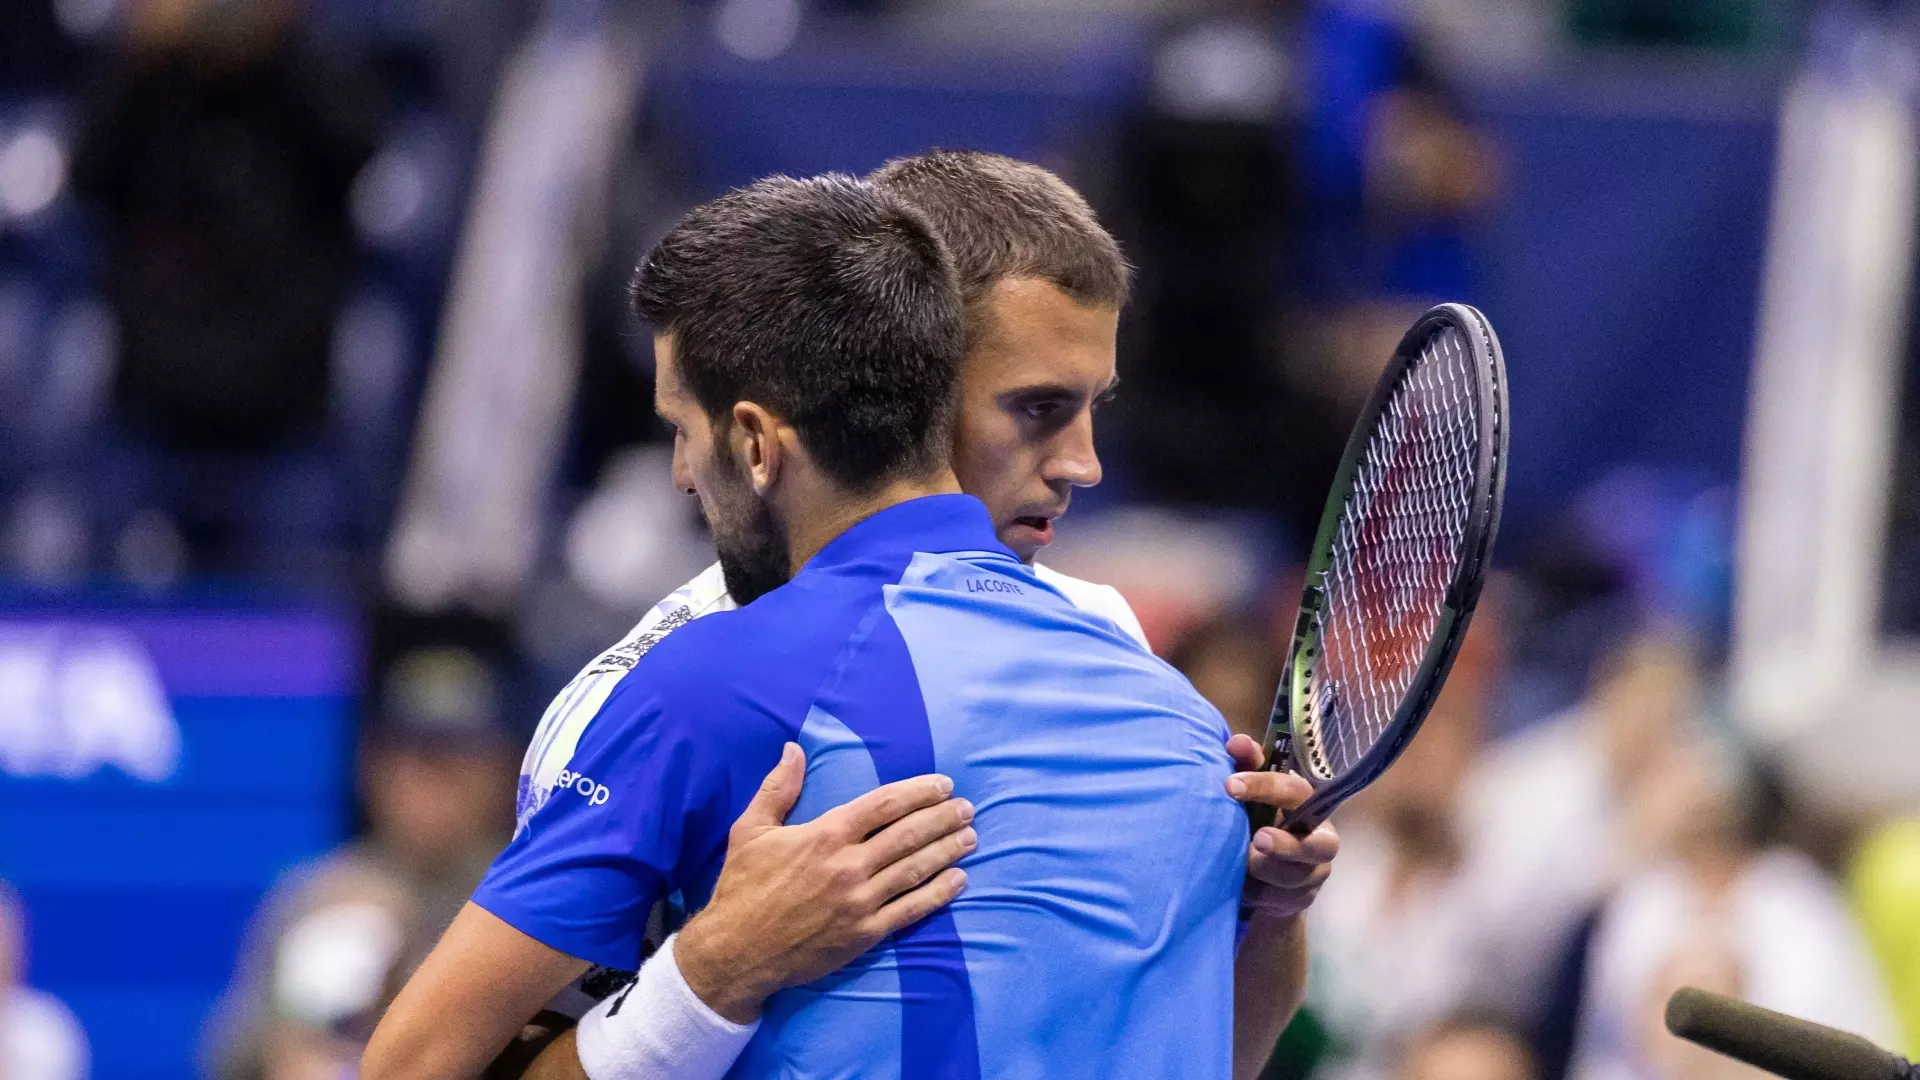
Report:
473,678,725,971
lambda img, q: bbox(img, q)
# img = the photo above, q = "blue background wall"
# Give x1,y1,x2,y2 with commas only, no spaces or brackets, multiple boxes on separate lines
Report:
0,609,354,1080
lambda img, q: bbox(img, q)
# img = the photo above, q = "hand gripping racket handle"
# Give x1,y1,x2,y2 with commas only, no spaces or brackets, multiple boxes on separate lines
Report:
1244,797,1325,839
1242,730,1327,839
1239,793,1328,924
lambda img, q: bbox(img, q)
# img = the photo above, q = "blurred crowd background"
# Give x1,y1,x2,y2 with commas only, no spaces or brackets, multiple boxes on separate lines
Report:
2,0,1920,1078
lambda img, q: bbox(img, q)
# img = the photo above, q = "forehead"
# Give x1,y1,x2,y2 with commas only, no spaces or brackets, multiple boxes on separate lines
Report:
967,277,1117,386
652,334,685,404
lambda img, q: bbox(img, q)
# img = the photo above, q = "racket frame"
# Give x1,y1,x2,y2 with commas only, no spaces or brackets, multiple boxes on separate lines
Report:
1253,302,1508,837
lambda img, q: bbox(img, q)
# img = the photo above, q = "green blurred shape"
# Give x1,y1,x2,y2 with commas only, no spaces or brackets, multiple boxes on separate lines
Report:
1569,0,1779,50
1849,817,1920,1058
1262,1005,1334,1080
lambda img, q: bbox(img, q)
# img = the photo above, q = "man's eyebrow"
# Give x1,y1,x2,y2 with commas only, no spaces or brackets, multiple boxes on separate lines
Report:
999,382,1092,400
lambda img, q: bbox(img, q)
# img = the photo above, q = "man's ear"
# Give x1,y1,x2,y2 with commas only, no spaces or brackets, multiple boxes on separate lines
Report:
730,402,783,495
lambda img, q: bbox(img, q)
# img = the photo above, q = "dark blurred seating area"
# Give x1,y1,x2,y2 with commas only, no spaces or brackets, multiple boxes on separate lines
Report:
8,1,1920,1080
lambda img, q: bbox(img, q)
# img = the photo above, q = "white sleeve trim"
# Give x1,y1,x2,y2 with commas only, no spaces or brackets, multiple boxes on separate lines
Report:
575,934,760,1080
1031,564,1152,651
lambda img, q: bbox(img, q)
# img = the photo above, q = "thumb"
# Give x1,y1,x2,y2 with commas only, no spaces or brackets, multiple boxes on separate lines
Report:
1225,733,1266,772
735,742,806,835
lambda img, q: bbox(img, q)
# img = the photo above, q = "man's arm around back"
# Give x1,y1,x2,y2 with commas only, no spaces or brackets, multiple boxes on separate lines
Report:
364,745,974,1080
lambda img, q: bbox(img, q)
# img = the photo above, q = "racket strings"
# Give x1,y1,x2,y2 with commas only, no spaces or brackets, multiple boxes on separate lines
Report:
1303,325,1481,779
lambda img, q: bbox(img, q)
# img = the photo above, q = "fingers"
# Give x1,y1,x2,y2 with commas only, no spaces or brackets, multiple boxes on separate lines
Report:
1241,864,1333,918
858,798,974,873
1253,820,1339,862
1244,820,1338,918
1225,733,1266,772
1225,769,1312,812
1245,860,1334,901
863,868,968,940
733,743,807,835
823,773,955,839
1247,820,1340,888
866,824,977,902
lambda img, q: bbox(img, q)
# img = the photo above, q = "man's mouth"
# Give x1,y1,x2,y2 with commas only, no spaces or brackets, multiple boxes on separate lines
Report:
1011,516,1055,545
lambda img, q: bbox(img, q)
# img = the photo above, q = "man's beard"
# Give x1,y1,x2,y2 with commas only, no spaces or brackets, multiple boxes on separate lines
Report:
706,443,791,604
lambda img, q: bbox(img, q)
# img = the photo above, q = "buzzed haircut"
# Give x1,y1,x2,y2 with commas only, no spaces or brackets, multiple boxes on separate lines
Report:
870,149,1131,322
632,173,965,490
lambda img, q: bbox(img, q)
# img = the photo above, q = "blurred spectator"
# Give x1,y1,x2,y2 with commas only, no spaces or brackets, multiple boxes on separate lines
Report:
0,882,88,1080
1454,629,1708,1036
1565,729,1897,1080
1109,0,1495,549
203,646,515,1080
1849,818,1920,1057
1169,612,1284,742
1400,1013,1537,1080
69,0,382,572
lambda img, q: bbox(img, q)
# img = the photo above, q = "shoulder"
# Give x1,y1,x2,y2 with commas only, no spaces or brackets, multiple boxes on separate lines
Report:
1031,563,1151,650
580,563,737,678
662,562,736,620
638,567,876,685
604,568,889,735
515,564,740,829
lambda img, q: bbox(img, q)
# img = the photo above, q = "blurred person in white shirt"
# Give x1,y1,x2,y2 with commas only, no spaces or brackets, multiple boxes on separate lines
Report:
1,882,89,1080
1308,616,1887,1080
1566,728,1897,1080
1453,630,1710,1030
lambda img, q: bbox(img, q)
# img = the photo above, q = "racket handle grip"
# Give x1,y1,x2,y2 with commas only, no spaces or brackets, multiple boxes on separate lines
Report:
1244,801,1278,833
1242,801,1323,838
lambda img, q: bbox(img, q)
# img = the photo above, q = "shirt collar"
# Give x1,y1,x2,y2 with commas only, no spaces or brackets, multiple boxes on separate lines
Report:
804,493,1017,573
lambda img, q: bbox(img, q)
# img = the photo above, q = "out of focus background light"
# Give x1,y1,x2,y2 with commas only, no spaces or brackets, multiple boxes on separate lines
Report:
0,128,66,222
713,0,804,61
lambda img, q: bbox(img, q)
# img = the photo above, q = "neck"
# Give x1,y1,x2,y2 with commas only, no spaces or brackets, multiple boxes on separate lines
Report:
782,467,962,574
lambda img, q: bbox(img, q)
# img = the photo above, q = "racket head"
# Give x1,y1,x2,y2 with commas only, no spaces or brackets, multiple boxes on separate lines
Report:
1260,302,1508,833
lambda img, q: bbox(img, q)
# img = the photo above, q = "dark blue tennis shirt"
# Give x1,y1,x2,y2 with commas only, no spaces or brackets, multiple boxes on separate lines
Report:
474,494,1247,1079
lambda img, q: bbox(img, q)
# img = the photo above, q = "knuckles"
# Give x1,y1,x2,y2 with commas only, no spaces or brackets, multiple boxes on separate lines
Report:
825,856,866,892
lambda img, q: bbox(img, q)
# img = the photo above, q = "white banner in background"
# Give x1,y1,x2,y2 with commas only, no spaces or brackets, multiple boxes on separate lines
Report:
1733,28,1920,813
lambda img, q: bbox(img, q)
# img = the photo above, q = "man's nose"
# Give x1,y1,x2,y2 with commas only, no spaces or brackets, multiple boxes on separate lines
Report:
671,444,696,495
1046,417,1103,489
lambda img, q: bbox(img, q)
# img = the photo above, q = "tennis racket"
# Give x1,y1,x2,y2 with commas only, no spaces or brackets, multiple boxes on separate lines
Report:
1247,302,1508,838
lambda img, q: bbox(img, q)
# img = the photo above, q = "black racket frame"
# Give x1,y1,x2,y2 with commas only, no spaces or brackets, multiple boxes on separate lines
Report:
1247,302,1509,838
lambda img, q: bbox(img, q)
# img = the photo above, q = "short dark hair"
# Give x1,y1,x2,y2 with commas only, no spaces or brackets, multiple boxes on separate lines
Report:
632,174,964,490
871,150,1131,324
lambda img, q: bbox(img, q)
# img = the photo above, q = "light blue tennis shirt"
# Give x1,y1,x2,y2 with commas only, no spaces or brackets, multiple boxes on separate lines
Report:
474,493,1248,1079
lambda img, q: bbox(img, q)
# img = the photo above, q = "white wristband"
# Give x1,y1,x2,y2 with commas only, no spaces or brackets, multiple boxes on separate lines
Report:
575,933,761,1080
